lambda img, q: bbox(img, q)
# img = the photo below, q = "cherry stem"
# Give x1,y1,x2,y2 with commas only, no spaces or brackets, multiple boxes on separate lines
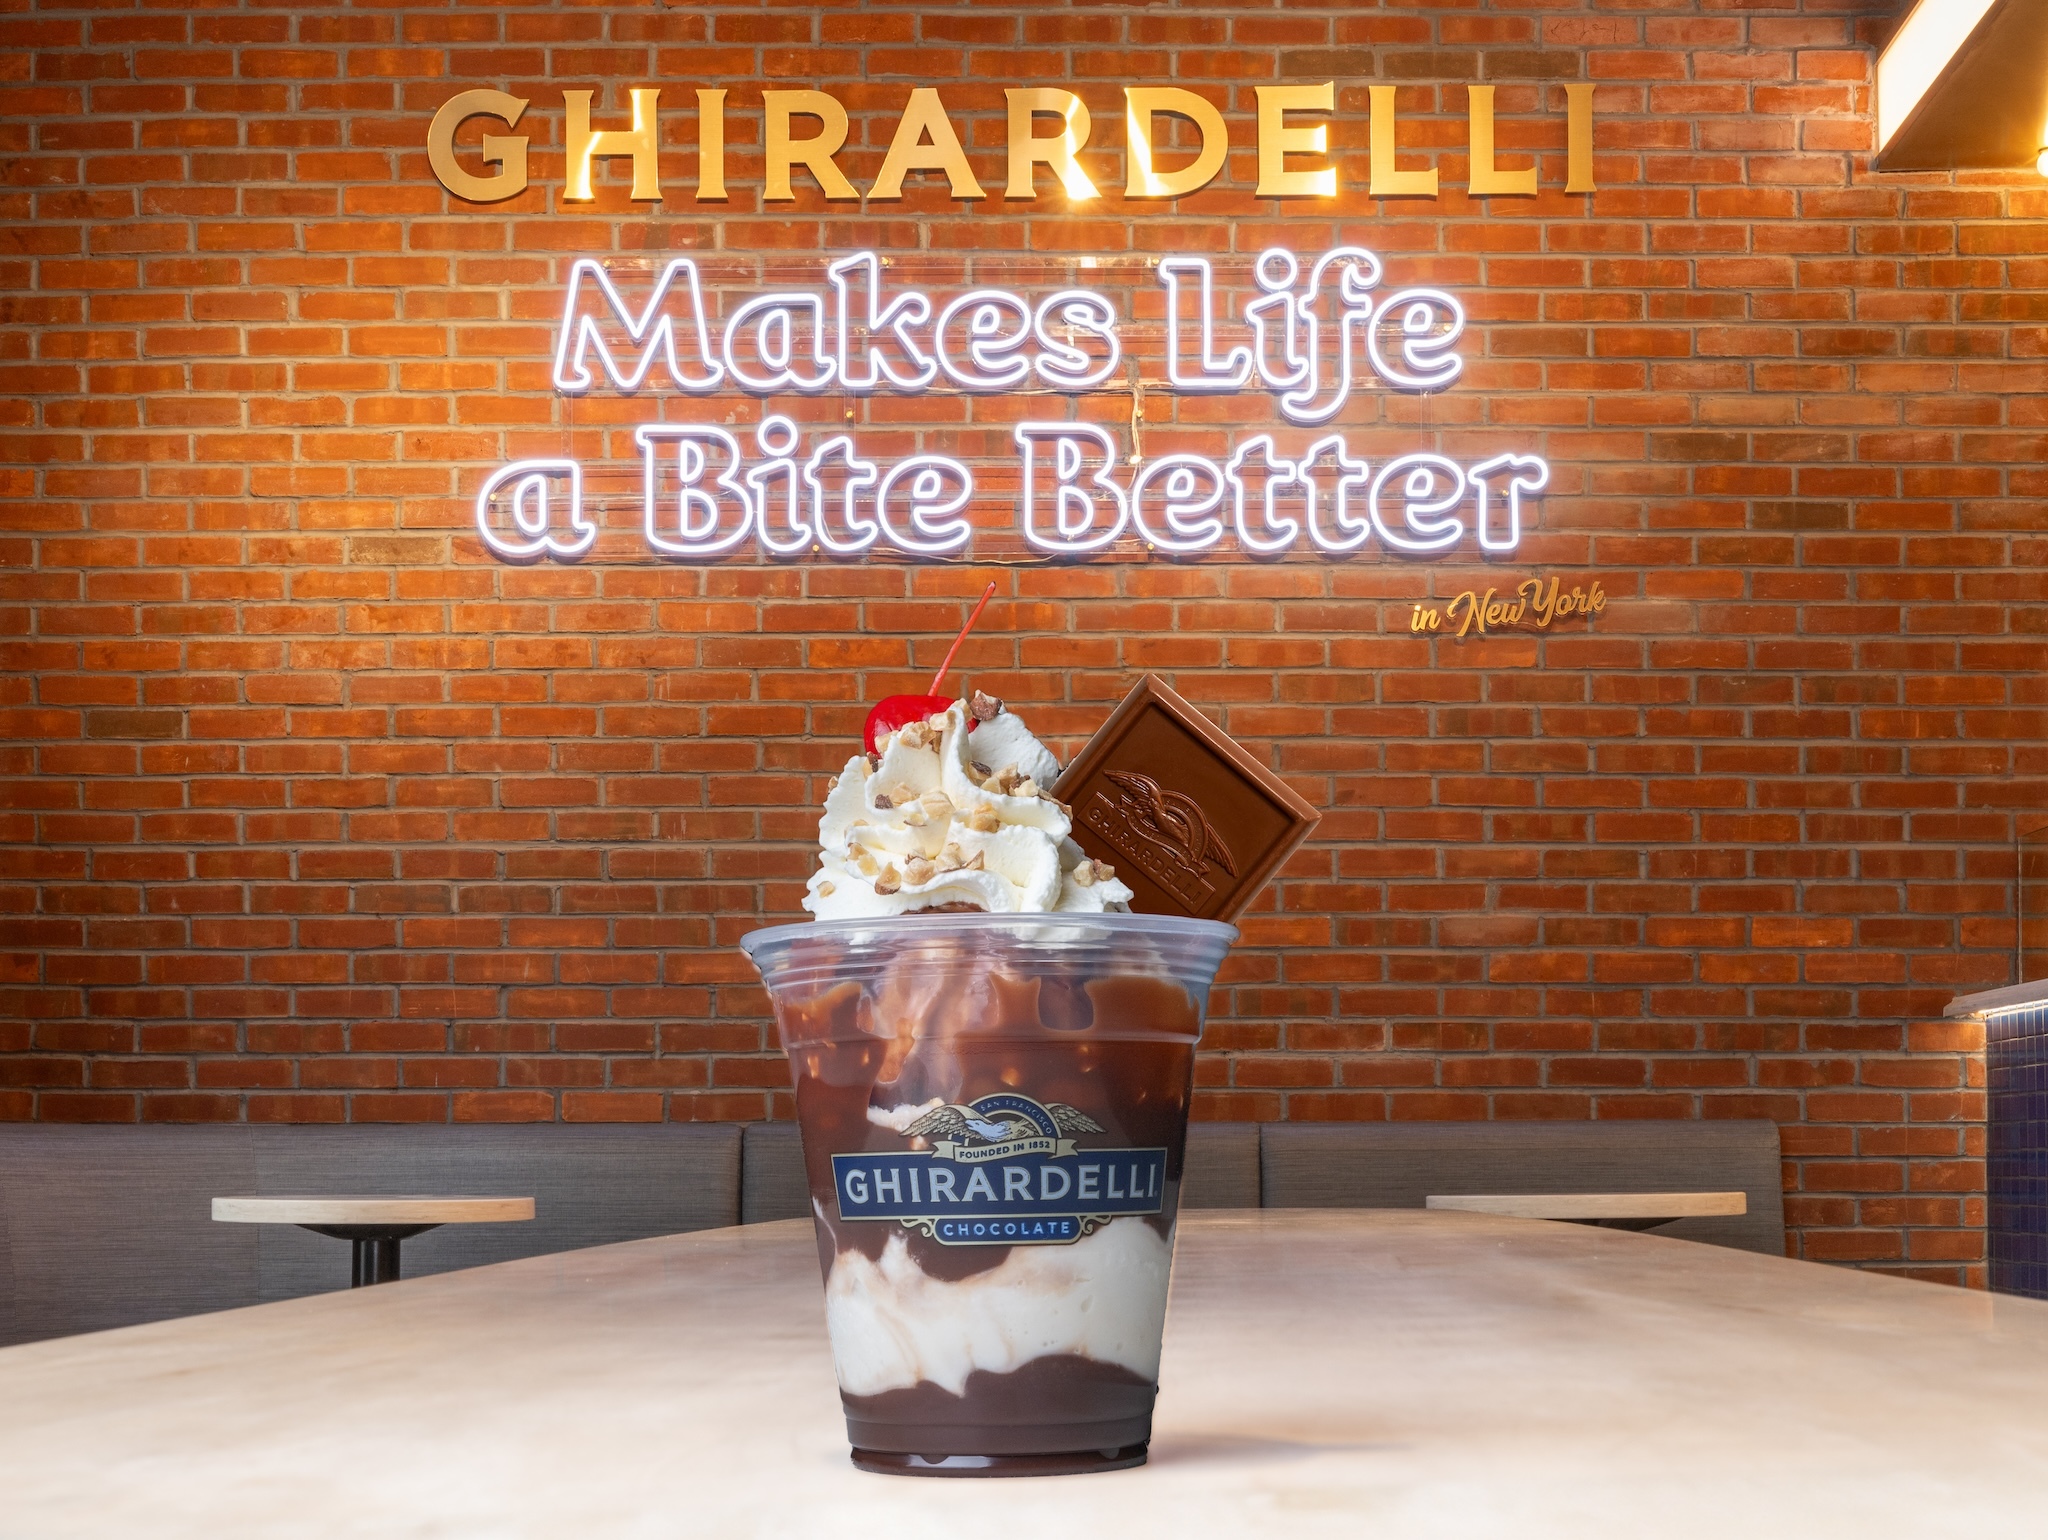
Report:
929,581,999,696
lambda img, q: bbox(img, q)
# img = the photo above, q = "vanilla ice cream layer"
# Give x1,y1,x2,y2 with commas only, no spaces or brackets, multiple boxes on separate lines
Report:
803,697,1134,919
822,1218,1173,1398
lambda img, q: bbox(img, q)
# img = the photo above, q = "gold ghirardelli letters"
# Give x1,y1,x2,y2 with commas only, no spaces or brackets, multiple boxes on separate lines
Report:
563,88,661,201
1254,83,1337,199
426,88,531,202
1007,89,1096,200
1367,85,1437,200
1122,86,1230,199
426,84,1598,204
762,89,858,201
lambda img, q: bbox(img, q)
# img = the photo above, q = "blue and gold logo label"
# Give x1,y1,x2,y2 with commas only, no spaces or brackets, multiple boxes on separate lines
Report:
832,1094,1166,1246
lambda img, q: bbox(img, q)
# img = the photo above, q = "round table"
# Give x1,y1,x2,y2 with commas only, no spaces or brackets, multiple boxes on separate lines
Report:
4,1211,2048,1536
210,1196,535,1287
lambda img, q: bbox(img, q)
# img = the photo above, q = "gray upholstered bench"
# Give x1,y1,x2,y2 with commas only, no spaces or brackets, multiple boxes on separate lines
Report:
1258,1120,1786,1256
0,1124,740,1347
1,1117,1784,1348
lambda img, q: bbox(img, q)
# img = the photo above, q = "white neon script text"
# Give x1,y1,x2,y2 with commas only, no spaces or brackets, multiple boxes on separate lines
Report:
476,248,1549,563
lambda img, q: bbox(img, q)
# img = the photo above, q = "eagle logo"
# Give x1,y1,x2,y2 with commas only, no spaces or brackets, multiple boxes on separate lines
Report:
1102,770,1238,880
904,1099,1102,1147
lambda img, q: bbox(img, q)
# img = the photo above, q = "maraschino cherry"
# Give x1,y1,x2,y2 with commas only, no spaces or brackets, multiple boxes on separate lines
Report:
863,581,998,753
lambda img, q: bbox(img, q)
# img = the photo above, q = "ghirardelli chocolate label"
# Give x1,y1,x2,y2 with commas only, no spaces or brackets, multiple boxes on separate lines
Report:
832,1093,1167,1246
1056,675,1320,922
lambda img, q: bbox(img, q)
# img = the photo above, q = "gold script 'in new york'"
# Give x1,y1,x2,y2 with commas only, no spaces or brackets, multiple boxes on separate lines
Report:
1411,576,1608,639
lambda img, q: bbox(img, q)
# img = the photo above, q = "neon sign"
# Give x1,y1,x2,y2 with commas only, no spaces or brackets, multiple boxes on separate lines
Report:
475,247,1551,564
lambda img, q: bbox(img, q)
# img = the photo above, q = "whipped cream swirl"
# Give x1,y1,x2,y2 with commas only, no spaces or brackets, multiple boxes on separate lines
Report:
803,695,1134,919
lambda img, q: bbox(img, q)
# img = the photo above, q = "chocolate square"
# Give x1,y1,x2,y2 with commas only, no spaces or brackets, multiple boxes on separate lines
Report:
1055,675,1320,923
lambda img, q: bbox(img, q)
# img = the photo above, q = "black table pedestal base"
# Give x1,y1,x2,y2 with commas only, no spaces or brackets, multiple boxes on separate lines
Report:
302,1223,440,1286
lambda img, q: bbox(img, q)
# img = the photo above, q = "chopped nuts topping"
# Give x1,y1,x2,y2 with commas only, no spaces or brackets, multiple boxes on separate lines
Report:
895,721,935,751
939,842,965,870
968,760,992,780
904,856,935,885
970,690,1004,722
874,781,918,810
919,788,953,820
967,805,1001,833
963,850,985,870
873,864,902,895
926,710,949,730
1071,858,1118,889
855,848,879,876
1014,777,1039,799
817,880,836,897
901,805,929,828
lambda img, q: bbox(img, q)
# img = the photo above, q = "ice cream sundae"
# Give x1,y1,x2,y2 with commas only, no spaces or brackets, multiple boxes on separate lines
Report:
742,614,1319,1477
748,709,1237,1476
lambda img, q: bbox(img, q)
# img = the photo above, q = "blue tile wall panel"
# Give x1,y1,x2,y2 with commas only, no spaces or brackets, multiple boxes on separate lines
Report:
1989,1004,2048,1299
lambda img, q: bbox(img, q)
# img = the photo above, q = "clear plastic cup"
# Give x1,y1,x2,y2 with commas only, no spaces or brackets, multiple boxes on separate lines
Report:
742,911,1237,1478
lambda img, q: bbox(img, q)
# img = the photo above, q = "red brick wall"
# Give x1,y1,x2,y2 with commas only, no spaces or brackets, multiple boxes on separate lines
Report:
1,0,2031,1283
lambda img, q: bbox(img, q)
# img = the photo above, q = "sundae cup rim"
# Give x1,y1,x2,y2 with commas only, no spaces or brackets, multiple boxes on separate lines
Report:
741,910,1240,962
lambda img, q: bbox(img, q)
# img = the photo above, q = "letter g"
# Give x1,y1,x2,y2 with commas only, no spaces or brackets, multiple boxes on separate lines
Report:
428,89,530,202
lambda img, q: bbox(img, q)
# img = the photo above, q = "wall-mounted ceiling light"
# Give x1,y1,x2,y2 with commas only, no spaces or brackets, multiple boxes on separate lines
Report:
1875,0,2048,172
1878,0,2000,154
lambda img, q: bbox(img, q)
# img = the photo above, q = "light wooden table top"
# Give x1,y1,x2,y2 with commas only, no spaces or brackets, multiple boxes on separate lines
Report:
211,1196,535,1226
1425,1191,1747,1220
3,1211,2046,1538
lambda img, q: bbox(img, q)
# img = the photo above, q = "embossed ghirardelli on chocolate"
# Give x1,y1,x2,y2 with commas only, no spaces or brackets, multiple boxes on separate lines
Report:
1055,676,1319,923
1094,771,1240,910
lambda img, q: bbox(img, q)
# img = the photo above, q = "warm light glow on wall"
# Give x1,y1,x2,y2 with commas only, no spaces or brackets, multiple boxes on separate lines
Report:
1876,0,1999,152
